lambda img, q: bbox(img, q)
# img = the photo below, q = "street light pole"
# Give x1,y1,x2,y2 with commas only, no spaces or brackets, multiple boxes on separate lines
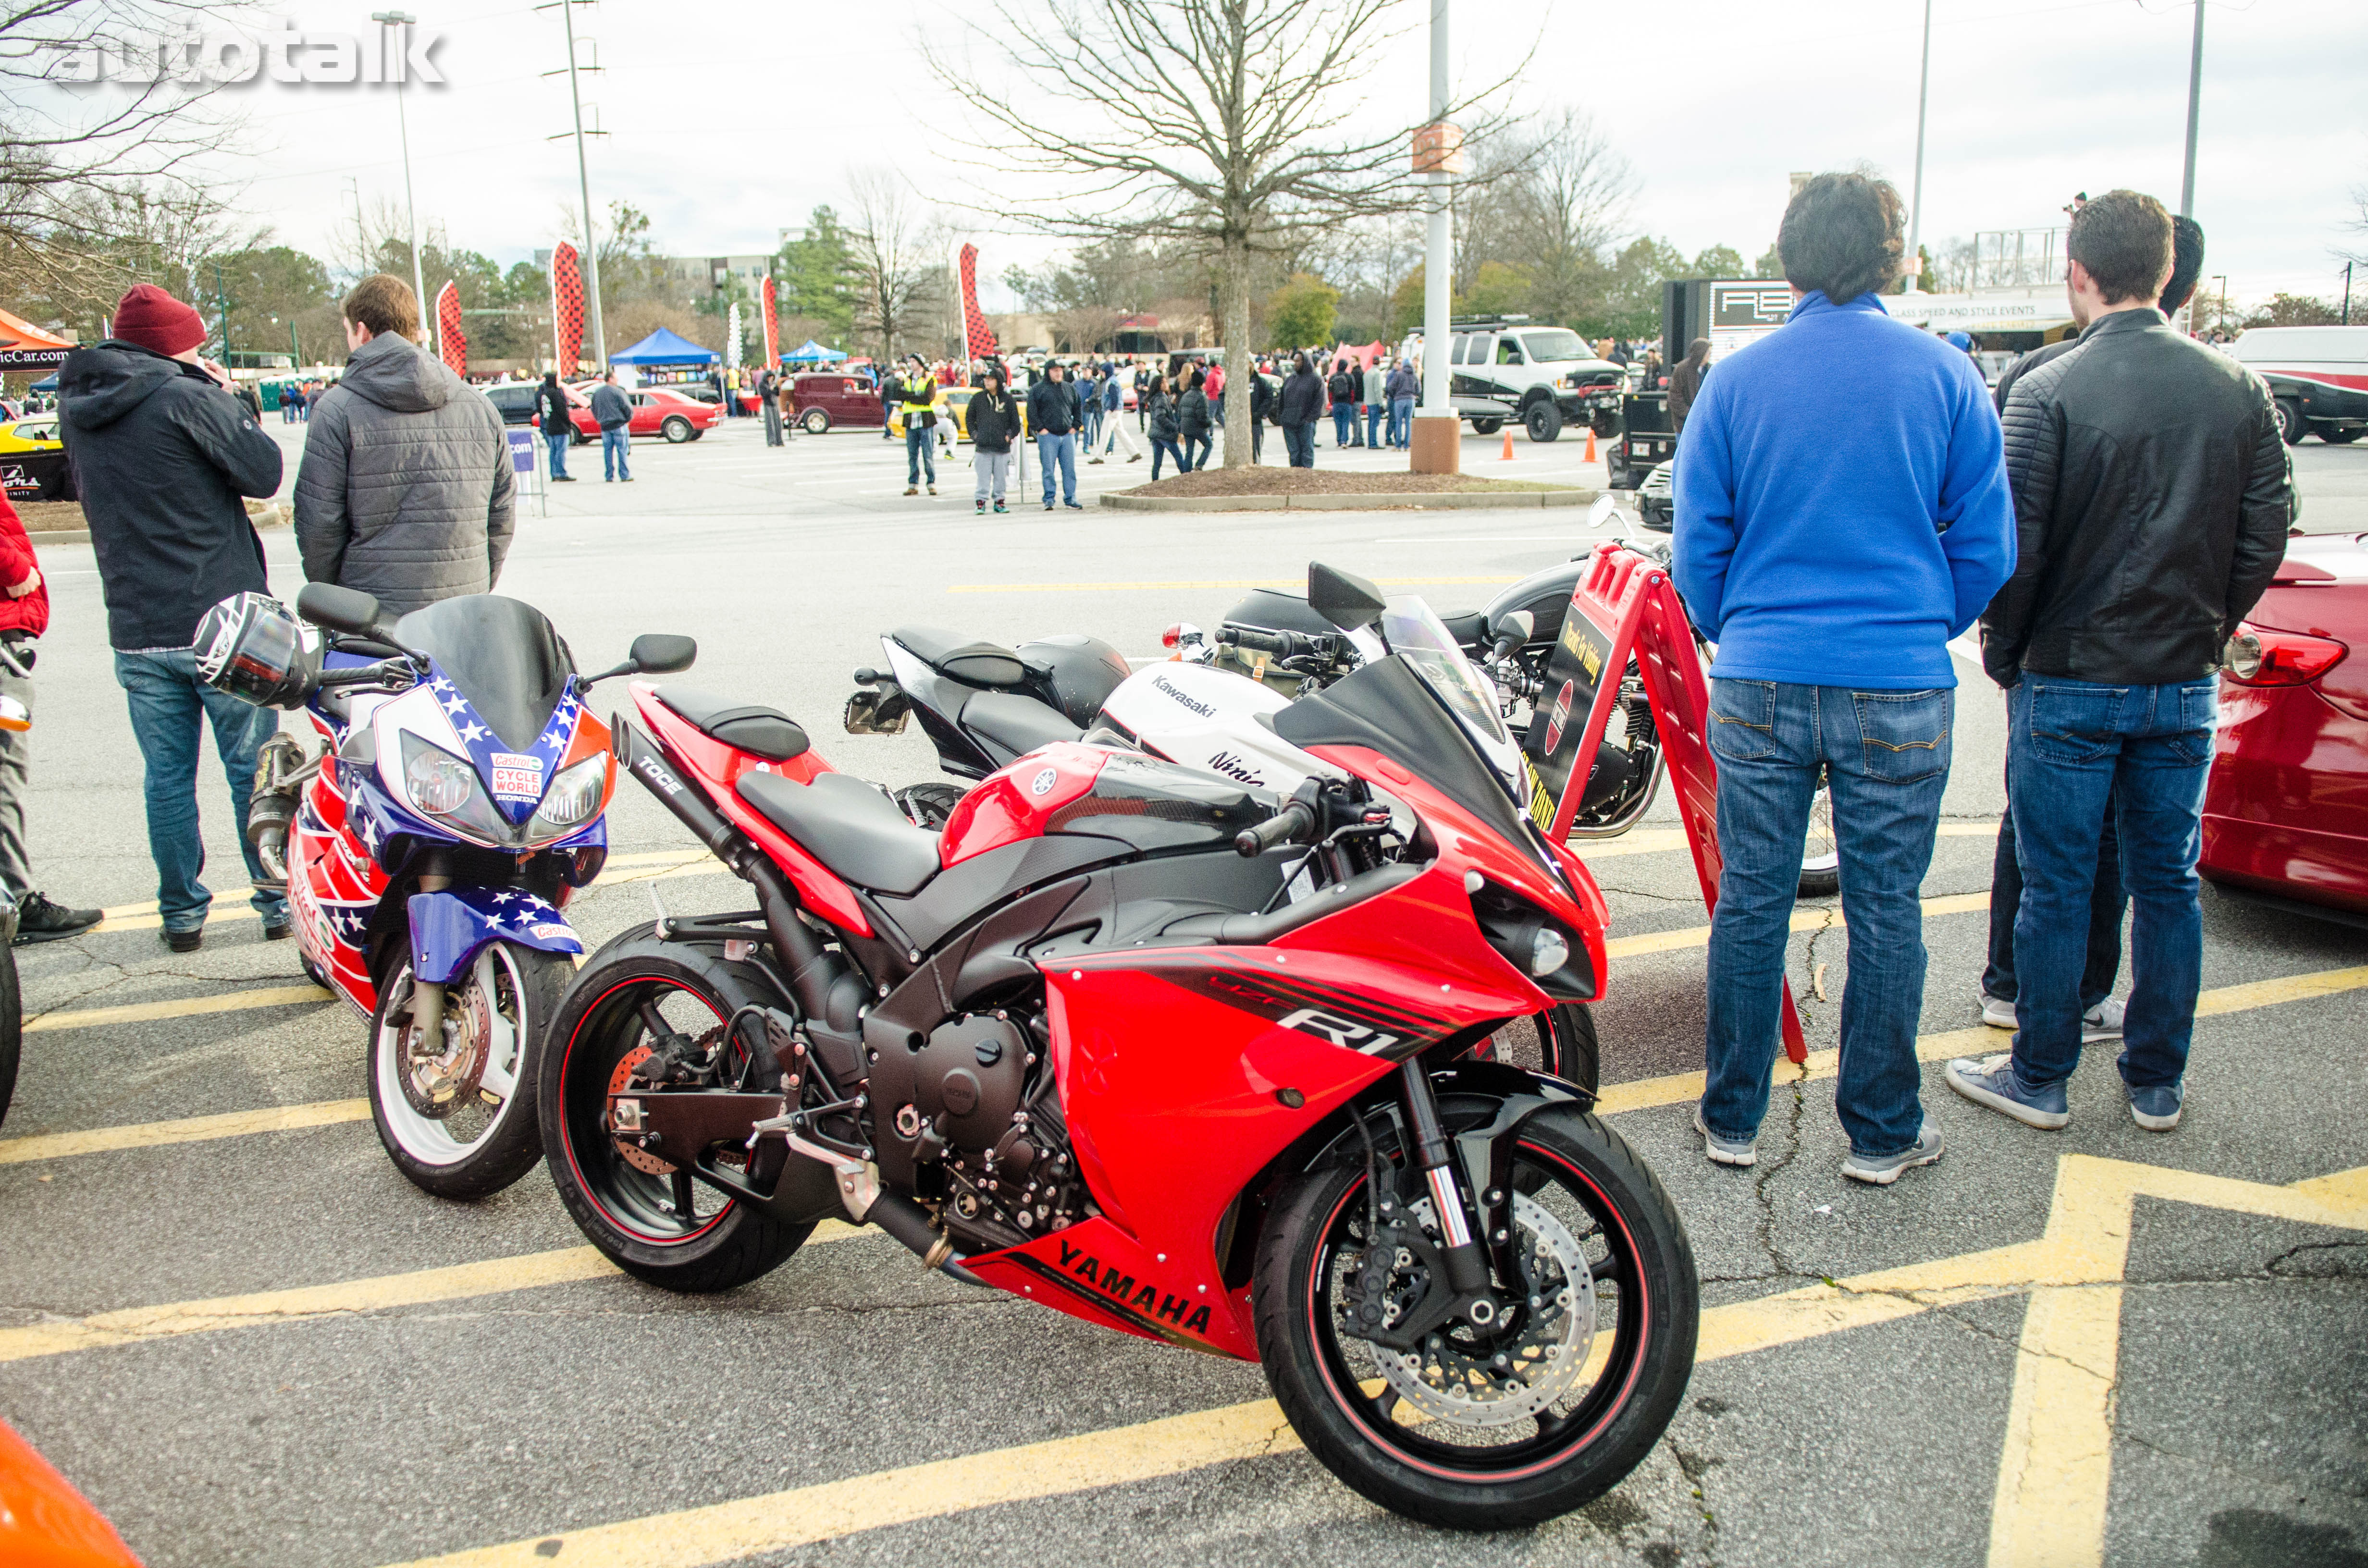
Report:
1411,0,1455,475
2179,0,2205,219
559,0,607,369
1906,0,1933,286
371,11,431,353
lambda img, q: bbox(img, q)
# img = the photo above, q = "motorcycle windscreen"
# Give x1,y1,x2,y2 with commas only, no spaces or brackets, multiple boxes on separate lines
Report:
389,596,574,752
1272,654,1547,873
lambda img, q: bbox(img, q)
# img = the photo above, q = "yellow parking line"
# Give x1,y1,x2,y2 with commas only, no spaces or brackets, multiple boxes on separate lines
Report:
1603,890,1990,961
0,1098,369,1165
1581,821,1997,862
0,1222,863,1366
24,984,332,1034
383,1153,2368,1568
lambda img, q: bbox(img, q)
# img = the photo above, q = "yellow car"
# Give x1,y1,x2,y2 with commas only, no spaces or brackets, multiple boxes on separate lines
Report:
937,385,1029,443
0,415,62,454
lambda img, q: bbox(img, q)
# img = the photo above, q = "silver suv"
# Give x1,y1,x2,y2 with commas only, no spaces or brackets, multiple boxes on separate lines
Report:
1443,318,1625,442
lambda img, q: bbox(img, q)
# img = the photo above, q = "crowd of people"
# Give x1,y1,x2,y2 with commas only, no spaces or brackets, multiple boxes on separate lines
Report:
1672,172,2290,1182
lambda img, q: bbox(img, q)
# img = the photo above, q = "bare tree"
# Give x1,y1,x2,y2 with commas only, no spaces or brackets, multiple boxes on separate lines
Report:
845,168,941,360
928,0,1526,466
1505,107,1633,327
1,1,252,300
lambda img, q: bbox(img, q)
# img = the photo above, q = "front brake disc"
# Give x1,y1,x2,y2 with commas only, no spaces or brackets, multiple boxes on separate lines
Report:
1373,1193,1598,1428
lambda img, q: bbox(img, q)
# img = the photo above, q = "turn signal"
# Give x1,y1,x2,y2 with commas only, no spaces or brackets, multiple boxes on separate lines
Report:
1161,622,1184,649
2223,624,2347,686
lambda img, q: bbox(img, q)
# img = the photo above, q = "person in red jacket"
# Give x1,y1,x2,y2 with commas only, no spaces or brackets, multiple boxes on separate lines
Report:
0,496,100,943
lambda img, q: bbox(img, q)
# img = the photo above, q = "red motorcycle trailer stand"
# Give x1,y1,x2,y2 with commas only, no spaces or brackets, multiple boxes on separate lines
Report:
1533,543,1808,1065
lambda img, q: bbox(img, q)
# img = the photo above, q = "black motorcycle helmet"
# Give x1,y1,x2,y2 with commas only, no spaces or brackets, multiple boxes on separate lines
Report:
193,591,320,709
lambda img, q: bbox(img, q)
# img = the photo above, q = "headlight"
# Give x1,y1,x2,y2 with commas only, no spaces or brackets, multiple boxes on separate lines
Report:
1529,926,1570,977
524,754,611,843
406,745,478,817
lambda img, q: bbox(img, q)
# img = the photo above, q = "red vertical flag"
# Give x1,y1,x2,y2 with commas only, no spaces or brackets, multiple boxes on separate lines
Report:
761,275,780,369
550,242,584,372
435,281,466,375
959,243,997,359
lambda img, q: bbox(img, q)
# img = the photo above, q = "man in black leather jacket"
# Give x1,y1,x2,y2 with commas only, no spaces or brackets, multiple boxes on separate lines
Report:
1974,215,2207,1046
1952,190,2293,1139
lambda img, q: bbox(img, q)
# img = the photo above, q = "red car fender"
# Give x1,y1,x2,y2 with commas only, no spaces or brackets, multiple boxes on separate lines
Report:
627,686,874,936
0,1419,142,1567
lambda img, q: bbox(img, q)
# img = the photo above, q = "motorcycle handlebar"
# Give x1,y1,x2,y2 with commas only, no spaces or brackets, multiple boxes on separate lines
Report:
1217,625,1311,659
1234,800,1316,858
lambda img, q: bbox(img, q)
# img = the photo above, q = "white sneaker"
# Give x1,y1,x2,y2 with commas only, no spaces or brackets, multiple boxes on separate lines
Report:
1981,992,2016,1029
2082,998,2125,1042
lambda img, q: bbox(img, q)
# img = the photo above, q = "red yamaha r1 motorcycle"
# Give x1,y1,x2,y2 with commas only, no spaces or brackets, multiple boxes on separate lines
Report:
542,567,1697,1526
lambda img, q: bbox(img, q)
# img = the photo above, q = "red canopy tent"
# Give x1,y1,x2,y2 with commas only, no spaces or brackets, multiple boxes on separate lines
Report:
0,307,73,372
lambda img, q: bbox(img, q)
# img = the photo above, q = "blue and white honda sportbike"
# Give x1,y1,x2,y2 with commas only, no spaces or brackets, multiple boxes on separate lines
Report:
196,584,694,1198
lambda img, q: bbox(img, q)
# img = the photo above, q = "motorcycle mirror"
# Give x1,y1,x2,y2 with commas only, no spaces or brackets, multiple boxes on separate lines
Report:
1492,609,1535,645
1586,495,1617,530
1307,562,1386,632
629,634,697,674
296,583,388,638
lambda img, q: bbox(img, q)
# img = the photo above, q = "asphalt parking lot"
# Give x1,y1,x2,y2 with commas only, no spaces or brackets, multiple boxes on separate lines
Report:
2,417,2363,1567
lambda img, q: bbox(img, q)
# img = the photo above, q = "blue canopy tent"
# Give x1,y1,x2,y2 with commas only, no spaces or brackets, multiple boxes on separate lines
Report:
782,339,847,364
28,373,56,392
609,327,718,366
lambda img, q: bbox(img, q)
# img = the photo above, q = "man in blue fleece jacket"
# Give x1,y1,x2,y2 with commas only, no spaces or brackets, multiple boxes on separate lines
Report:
1673,170,2015,1186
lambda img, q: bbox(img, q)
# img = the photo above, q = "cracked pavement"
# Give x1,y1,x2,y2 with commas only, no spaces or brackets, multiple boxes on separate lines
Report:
1,421,2363,1566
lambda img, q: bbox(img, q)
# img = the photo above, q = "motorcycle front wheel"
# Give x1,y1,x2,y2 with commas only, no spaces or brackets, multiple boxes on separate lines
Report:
369,942,568,1200
1480,1002,1599,1096
539,929,814,1293
1254,1103,1697,1529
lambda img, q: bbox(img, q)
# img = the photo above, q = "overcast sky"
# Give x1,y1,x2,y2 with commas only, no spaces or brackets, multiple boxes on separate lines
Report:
185,0,2368,312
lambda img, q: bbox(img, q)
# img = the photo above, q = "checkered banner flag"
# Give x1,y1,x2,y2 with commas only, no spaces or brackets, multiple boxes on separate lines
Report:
959,243,997,359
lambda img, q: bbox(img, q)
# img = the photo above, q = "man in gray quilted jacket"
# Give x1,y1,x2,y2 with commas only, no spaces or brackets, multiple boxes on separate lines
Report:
294,274,514,615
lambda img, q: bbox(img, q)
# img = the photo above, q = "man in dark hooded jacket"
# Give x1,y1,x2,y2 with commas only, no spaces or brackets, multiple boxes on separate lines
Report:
294,274,514,614
1668,338,1711,432
59,283,289,950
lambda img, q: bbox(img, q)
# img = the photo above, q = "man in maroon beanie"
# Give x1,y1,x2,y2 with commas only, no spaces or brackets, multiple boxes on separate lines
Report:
58,283,288,952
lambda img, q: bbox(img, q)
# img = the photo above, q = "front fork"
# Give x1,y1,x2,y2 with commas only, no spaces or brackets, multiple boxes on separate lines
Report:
1397,1058,1503,1318
403,862,454,1049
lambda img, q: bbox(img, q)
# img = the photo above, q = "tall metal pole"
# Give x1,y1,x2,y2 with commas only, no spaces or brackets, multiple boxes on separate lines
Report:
2179,0,2205,218
561,0,607,369
1906,0,1933,286
1412,0,1454,473
373,12,431,352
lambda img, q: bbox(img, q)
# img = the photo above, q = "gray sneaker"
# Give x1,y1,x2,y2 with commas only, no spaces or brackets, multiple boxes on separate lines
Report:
1978,992,2124,1042
1692,1105,1757,1168
1840,1124,1945,1186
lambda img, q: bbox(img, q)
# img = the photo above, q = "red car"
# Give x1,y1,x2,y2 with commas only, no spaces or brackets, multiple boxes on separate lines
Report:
787,371,885,434
559,383,721,444
2200,532,2368,922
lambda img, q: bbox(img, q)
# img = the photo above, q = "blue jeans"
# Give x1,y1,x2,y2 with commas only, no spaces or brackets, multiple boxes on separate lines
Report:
1390,396,1414,447
1284,422,1316,467
1150,437,1185,479
906,423,936,486
1036,430,1077,504
600,426,630,480
1084,406,1103,449
113,650,289,933
1366,404,1384,446
1703,679,1954,1157
1181,433,1211,470
1332,405,1355,445
2006,675,2216,1093
1984,786,2123,1011
544,428,570,478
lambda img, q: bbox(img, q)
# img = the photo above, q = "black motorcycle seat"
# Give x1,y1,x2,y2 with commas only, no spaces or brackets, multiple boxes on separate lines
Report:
963,690,1085,761
892,625,1040,689
1440,609,1489,649
655,686,810,762
736,772,940,896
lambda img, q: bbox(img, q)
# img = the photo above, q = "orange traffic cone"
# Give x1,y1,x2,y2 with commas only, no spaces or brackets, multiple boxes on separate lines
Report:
1583,425,1598,463
1501,426,1515,461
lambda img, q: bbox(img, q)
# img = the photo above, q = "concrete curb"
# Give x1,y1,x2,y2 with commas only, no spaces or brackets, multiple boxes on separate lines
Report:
30,510,291,550
1101,487,1596,514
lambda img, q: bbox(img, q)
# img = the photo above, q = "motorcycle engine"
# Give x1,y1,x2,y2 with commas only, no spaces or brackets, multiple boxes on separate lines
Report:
865,1005,1089,1250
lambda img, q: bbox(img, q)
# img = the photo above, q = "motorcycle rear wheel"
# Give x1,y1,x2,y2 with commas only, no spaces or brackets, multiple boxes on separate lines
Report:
539,930,814,1293
369,942,567,1200
0,948,19,1129
1253,1103,1697,1529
